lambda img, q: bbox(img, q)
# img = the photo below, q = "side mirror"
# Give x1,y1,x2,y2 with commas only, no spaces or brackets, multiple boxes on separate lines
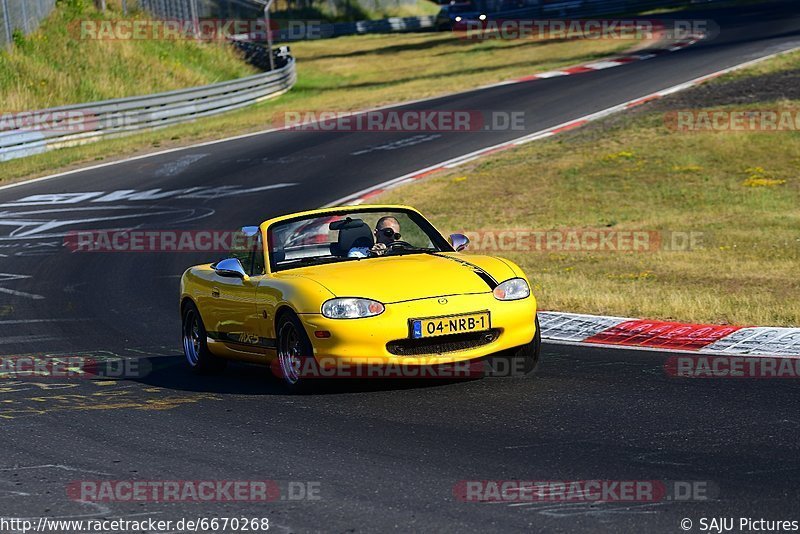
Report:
449,233,470,252
214,258,247,279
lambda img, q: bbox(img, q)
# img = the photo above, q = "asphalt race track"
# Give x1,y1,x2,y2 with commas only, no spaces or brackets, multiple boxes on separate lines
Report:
1,2,800,532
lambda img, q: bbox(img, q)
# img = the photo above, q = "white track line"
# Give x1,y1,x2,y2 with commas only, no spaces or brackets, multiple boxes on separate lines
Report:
544,338,800,359
0,287,44,300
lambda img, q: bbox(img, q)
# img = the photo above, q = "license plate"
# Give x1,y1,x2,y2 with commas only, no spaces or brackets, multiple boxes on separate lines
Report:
411,312,490,339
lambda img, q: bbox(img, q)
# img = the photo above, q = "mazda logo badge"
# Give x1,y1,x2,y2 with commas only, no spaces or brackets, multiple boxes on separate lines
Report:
438,298,448,305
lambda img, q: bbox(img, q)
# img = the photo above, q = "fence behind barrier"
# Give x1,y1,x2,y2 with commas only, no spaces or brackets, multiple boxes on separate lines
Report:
0,0,56,47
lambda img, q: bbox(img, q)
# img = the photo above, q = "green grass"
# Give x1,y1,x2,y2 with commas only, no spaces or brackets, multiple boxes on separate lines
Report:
0,0,258,110
273,0,440,22
0,17,639,184
711,48,800,82
636,0,767,16
377,53,800,327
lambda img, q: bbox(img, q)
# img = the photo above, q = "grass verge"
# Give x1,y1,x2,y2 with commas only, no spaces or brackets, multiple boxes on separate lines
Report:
377,50,800,326
272,0,441,22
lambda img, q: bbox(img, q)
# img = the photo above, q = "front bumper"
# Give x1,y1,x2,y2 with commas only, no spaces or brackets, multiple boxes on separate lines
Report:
298,292,537,365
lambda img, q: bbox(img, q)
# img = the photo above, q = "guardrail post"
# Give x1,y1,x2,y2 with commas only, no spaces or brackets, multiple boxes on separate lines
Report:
265,0,275,71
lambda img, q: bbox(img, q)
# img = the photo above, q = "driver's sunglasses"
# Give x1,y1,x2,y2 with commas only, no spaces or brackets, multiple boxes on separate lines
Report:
378,227,400,239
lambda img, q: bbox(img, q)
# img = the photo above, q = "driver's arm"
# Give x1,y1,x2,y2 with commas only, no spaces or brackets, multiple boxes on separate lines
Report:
370,242,388,255
347,247,369,258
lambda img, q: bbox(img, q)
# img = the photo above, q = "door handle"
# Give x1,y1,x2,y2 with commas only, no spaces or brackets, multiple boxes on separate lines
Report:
211,287,220,298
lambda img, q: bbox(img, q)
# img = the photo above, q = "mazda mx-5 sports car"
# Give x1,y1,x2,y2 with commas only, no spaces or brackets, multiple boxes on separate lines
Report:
179,205,540,388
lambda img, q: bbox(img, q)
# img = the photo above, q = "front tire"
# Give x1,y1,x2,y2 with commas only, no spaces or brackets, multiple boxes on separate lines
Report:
275,312,315,392
182,303,226,374
514,314,542,375
486,314,541,377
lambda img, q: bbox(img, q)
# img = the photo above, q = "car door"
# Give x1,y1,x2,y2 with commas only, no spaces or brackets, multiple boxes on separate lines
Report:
210,227,264,354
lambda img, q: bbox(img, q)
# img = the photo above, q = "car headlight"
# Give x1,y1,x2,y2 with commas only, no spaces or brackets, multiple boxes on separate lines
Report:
493,278,530,301
322,298,385,319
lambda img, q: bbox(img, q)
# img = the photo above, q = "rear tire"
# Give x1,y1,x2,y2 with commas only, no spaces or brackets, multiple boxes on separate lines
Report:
182,302,227,375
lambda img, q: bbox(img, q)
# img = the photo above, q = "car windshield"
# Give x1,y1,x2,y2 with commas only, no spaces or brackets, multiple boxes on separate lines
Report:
268,209,451,271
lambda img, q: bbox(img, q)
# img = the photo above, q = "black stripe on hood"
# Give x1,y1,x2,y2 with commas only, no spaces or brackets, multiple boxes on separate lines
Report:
429,253,498,290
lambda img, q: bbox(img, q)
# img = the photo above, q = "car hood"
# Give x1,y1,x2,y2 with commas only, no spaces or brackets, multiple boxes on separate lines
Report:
280,253,517,304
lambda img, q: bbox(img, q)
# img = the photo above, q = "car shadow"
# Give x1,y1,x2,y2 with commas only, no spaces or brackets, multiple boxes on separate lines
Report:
112,354,484,396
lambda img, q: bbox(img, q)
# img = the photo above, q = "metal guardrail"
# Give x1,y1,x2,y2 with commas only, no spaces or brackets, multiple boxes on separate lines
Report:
277,15,436,41
228,15,437,42
0,56,296,162
259,0,727,42
538,0,706,17
445,0,735,18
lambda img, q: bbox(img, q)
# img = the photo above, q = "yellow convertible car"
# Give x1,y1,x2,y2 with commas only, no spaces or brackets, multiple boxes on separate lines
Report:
179,205,539,388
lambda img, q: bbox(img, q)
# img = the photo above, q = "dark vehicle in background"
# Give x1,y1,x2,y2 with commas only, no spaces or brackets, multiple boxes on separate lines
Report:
435,2,483,30
436,0,542,30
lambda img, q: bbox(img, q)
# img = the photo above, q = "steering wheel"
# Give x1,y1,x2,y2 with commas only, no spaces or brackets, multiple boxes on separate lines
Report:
373,240,414,256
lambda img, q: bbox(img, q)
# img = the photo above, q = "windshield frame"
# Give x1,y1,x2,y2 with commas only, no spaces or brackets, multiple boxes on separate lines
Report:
266,207,453,273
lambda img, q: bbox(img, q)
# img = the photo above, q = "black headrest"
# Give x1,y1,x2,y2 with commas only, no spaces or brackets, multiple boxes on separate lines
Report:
272,243,285,264
335,219,373,254
268,230,285,264
329,217,364,231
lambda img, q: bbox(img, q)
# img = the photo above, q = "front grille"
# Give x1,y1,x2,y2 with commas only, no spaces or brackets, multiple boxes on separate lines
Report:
387,329,500,356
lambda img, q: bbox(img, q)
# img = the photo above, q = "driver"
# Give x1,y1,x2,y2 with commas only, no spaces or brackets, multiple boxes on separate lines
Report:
348,216,401,258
